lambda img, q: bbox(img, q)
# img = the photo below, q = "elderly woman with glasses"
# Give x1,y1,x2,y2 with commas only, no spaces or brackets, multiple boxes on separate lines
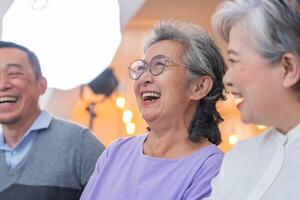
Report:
80,20,226,200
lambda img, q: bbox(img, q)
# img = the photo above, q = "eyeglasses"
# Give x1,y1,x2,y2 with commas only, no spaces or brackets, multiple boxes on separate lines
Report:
128,55,186,80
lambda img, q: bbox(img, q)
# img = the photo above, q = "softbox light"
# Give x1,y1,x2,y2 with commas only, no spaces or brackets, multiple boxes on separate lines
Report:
88,68,118,97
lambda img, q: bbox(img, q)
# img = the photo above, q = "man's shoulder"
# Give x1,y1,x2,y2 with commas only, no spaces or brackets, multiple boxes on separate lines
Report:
47,117,91,135
50,117,87,129
38,116,104,151
41,116,100,144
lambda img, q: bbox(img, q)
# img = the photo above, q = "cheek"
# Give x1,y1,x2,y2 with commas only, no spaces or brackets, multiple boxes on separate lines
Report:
230,67,250,86
168,77,189,100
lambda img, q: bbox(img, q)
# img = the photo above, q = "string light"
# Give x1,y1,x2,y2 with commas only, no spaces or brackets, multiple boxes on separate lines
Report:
126,122,136,135
116,96,126,109
229,134,239,145
257,125,266,130
122,110,133,124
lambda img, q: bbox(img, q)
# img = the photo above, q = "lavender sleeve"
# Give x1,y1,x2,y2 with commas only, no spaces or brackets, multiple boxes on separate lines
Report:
182,153,224,200
80,147,110,200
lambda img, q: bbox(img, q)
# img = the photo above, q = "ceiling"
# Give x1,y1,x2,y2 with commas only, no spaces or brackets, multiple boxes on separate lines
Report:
126,0,227,53
129,0,221,30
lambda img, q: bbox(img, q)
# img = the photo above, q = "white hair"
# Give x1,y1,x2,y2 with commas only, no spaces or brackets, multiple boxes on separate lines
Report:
212,0,300,64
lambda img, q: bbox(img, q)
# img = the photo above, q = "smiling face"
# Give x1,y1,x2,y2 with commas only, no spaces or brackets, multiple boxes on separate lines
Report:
0,47,47,126
133,40,194,125
224,22,285,125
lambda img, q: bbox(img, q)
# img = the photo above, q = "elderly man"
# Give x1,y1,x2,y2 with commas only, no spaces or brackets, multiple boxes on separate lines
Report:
0,41,105,200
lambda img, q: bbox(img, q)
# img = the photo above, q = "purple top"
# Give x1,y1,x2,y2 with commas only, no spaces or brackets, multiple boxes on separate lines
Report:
80,135,223,200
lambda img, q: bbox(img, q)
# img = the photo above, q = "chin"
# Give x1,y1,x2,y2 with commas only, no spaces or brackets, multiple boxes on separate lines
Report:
240,114,253,124
0,115,20,125
0,118,19,125
142,113,156,123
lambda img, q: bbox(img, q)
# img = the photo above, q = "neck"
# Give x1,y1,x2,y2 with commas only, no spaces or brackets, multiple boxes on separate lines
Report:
274,116,300,134
143,102,207,158
143,126,209,158
272,99,300,134
2,110,41,149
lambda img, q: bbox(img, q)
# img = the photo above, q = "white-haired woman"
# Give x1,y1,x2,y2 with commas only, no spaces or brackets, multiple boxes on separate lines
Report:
207,0,300,200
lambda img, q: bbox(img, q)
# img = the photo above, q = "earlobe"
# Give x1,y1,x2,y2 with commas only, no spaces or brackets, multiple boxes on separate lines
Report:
281,53,300,88
190,76,213,100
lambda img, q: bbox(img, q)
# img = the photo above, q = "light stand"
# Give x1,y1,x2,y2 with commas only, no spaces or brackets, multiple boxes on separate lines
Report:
80,68,118,130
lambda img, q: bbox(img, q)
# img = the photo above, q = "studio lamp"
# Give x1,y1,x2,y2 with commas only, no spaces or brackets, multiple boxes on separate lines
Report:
80,68,118,130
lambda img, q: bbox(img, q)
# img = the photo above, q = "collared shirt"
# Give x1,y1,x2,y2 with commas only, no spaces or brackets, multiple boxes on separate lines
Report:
0,111,52,169
205,123,300,200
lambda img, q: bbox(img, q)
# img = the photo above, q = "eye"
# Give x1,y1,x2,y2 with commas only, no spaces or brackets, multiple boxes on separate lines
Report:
136,64,145,71
154,61,165,67
228,58,238,64
130,60,145,72
8,71,23,78
152,57,167,66
227,58,240,69
6,65,25,78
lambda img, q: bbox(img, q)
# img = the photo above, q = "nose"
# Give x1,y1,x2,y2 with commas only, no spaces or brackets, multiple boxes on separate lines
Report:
0,75,13,91
223,69,233,92
138,68,154,87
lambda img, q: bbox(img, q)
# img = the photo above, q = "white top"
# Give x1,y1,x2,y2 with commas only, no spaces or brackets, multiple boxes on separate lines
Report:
205,124,300,200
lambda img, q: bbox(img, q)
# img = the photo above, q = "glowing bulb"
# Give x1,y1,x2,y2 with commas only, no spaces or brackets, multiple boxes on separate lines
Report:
116,97,126,109
126,122,136,135
122,110,133,124
229,134,239,145
257,125,266,130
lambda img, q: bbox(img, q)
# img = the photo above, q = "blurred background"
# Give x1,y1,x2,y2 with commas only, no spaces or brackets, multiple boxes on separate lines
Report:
0,0,268,152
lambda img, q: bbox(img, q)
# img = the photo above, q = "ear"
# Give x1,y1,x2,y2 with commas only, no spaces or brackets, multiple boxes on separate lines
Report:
38,77,48,95
281,53,300,88
189,75,213,100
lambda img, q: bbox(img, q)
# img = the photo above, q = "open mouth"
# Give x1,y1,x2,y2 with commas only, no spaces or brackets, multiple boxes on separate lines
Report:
141,92,161,103
234,97,244,105
0,96,18,104
231,93,244,107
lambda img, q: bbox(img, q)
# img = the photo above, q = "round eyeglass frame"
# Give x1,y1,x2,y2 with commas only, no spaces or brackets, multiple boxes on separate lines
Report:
128,55,185,80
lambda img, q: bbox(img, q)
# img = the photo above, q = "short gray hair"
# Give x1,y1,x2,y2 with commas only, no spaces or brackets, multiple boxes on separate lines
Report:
212,0,300,64
144,19,226,145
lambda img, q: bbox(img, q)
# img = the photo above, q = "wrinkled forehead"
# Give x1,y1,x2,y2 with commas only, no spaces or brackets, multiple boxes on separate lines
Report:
0,47,29,62
144,40,185,62
0,47,30,67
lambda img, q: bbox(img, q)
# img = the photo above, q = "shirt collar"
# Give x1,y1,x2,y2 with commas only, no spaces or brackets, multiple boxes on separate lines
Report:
0,110,52,149
286,123,300,146
30,110,52,132
0,132,5,149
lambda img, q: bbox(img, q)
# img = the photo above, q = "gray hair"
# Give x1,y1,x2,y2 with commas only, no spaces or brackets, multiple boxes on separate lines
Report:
144,19,226,145
212,0,300,64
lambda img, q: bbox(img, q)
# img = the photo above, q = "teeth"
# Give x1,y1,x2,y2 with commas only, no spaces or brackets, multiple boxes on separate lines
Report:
142,92,160,99
230,93,244,105
0,96,17,103
233,97,244,105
